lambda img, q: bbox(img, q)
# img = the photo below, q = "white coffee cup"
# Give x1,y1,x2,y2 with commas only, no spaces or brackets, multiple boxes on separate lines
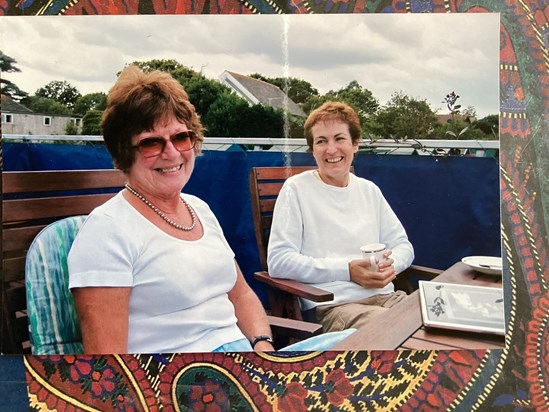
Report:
360,243,386,271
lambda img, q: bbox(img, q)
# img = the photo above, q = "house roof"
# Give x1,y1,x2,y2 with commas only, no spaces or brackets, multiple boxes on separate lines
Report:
220,71,306,117
436,113,476,124
1,94,33,114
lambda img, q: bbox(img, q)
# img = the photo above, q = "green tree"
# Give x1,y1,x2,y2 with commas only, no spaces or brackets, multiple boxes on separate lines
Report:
0,50,28,101
473,114,499,139
127,59,198,85
303,81,379,130
21,95,71,115
35,80,81,109
374,91,438,140
249,74,319,104
64,120,79,135
243,104,285,137
81,110,103,135
285,114,306,138
184,75,231,118
127,59,230,118
73,92,107,115
332,81,379,118
202,92,249,137
203,92,285,137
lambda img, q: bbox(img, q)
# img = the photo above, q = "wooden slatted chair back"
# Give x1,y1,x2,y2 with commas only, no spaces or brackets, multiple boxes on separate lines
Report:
1,169,126,353
249,166,355,271
249,166,317,272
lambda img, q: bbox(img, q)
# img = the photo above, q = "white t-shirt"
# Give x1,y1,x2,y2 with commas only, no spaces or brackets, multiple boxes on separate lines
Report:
68,191,245,353
267,170,414,310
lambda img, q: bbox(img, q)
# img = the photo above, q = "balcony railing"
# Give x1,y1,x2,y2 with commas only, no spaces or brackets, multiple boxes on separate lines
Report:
2,134,499,157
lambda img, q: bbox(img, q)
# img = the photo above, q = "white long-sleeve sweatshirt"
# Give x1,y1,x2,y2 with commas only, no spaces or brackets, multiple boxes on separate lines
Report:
267,170,414,310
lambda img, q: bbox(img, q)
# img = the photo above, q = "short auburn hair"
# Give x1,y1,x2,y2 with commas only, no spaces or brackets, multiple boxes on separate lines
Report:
304,101,362,150
101,65,205,173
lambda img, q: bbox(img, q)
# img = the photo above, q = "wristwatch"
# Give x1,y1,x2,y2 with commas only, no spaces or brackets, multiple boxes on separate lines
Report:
251,335,274,348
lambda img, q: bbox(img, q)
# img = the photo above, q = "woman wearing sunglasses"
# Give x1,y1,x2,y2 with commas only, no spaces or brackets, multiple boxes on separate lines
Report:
66,66,277,353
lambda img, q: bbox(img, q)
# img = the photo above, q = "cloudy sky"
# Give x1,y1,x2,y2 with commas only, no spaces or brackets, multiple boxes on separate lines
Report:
1,13,499,118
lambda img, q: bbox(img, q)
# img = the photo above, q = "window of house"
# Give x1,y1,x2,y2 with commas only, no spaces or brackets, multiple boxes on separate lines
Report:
43,116,52,126
71,118,82,126
2,114,13,124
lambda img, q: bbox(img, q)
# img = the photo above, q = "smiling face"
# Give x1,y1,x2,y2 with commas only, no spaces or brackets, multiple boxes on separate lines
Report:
127,116,195,199
101,66,205,174
311,120,359,187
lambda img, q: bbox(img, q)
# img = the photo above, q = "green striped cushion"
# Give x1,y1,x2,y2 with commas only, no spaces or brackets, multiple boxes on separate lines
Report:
25,216,87,355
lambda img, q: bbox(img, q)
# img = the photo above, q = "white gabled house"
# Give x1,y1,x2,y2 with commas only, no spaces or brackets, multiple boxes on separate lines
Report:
219,71,306,118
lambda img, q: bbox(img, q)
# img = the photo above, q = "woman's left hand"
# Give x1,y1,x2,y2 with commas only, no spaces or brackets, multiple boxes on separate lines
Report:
253,340,275,352
349,248,397,289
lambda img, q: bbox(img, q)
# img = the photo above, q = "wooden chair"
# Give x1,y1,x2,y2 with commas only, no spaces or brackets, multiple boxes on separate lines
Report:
1,168,319,353
249,166,443,325
2,169,126,353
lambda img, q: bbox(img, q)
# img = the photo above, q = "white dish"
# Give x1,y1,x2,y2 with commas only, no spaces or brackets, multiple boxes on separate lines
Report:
461,256,503,276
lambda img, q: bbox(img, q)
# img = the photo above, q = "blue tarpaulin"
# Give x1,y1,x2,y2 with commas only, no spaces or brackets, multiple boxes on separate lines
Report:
3,142,500,302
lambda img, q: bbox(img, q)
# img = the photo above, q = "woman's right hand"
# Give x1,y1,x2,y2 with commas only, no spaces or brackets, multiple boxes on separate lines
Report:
348,258,396,289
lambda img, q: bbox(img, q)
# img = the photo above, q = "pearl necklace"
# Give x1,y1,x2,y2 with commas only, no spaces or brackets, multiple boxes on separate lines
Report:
125,184,197,231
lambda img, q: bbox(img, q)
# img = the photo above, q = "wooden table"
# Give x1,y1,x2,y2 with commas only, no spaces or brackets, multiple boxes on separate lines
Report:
332,262,505,350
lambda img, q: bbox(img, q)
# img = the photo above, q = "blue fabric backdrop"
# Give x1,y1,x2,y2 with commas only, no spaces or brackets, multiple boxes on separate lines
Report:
3,142,500,302
0,356,27,411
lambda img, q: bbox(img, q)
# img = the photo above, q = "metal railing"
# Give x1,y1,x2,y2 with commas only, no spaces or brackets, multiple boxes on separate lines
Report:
2,134,499,156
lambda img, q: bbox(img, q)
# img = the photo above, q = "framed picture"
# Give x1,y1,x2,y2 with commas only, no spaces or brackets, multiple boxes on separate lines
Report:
419,281,505,336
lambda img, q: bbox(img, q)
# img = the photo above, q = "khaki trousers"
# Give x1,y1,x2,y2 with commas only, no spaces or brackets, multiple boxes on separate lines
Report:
316,290,407,333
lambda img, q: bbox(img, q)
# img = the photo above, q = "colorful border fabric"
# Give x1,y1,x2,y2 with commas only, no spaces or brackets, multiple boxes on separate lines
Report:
0,0,547,410
24,351,495,411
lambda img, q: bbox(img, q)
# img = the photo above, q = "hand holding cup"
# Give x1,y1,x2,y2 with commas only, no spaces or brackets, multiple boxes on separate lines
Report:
360,243,387,270
349,243,396,288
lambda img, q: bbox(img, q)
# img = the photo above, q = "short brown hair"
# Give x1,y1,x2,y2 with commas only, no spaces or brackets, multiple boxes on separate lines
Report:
101,65,205,173
304,101,362,150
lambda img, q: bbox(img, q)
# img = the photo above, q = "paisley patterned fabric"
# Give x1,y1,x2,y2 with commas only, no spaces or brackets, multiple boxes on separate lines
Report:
0,0,546,410
25,216,87,355
24,350,494,411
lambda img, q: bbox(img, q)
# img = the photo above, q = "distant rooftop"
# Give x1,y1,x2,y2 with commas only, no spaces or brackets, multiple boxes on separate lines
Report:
1,94,33,114
219,71,306,117
436,113,476,124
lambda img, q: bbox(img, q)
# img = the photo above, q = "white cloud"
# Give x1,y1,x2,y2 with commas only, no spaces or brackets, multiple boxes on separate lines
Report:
0,13,499,117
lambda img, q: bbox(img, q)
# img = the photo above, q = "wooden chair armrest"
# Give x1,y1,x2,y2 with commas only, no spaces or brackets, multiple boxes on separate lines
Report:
394,264,444,294
267,315,323,337
254,271,334,302
406,264,443,278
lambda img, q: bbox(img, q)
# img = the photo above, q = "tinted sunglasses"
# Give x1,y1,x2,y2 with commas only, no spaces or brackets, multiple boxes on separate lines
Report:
133,131,197,158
